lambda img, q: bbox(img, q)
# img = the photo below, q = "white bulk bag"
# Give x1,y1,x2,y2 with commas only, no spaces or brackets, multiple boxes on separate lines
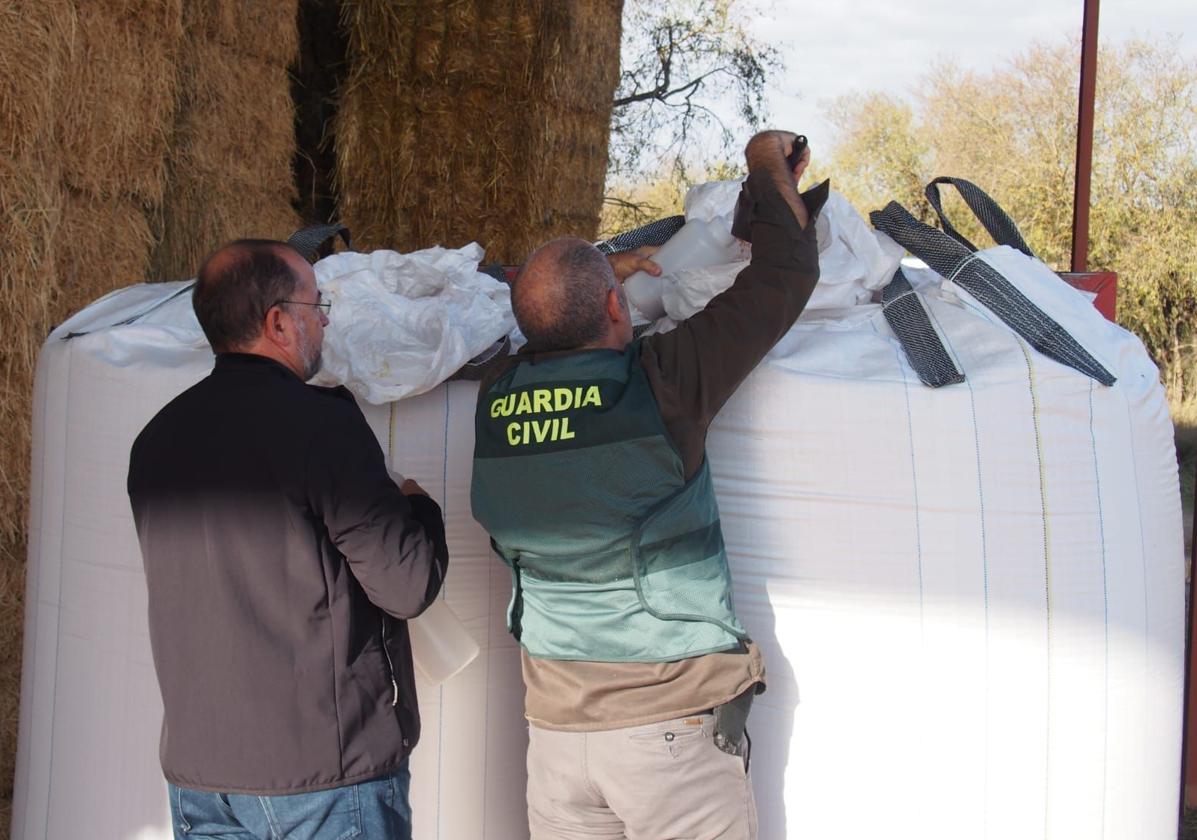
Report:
708,299,1181,838
14,177,1184,839
705,178,1182,839
12,283,528,840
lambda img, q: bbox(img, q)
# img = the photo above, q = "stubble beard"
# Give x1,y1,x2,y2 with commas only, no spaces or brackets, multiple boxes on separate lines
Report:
294,316,323,381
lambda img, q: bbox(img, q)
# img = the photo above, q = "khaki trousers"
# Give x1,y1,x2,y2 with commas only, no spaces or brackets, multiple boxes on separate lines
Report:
526,713,757,840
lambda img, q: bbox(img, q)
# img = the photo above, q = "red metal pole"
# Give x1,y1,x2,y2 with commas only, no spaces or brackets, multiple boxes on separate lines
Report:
1070,0,1100,272
1186,462,1197,814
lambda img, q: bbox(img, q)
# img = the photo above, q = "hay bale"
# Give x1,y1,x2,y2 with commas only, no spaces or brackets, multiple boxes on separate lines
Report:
1,4,189,824
0,0,69,544
0,156,61,421
153,22,300,280
0,534,25,837
336,0,623,264
0,8,71,829
0,1,71,160
55,2,183,203
55,190,156,300
183,0,298,65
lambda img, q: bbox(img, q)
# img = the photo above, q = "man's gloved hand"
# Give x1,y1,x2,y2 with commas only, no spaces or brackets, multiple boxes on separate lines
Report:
606,246,662,283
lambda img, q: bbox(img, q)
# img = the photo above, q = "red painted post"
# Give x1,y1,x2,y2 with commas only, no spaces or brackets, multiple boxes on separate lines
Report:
1186,468,1197,813
1070,0,1101,272
1058,271,1116,321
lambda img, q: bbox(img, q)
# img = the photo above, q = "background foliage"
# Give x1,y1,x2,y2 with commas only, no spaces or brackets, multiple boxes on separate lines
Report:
824,39,1197,402
606,28,1197,409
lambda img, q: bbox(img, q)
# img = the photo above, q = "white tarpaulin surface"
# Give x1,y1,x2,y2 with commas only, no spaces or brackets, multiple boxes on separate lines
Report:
312,243,514,404
13,224,1184,839
668,179,906,316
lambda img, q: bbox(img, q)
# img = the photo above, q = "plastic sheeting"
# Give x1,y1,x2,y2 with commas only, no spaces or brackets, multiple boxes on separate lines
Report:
668,179,905,316
312,244,514,404
14,242,1185,839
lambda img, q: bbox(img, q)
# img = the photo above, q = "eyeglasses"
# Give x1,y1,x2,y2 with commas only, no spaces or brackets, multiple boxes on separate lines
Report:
275,292,331,314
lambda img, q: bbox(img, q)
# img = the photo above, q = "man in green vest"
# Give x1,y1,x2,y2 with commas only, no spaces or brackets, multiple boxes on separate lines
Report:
471,130,824,839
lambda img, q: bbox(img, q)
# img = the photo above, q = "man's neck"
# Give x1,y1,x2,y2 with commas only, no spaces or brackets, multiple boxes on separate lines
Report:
228,342,303,379
577,329,631,353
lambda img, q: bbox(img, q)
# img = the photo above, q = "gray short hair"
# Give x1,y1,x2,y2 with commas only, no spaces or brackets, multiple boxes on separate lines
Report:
512,239,618,352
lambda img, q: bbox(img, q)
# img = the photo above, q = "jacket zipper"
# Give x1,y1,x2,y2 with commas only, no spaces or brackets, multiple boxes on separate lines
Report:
380,615,399,707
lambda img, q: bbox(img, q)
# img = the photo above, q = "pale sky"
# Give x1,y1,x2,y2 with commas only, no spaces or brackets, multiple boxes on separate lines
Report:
749,0,1196,146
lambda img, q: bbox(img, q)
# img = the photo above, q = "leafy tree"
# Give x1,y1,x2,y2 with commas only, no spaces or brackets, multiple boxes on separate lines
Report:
604,0,776,231
821,92,933,224
825,38,1197,402
599,159,746,238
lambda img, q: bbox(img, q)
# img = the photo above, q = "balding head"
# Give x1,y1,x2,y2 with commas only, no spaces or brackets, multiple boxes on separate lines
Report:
193,239,306,353
513,237,626,352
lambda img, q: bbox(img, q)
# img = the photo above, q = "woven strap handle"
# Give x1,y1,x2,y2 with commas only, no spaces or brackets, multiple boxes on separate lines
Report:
871,201,1115,386
595,215,686,255
882,269,965,388
923,177,1034,257
287,223,352,260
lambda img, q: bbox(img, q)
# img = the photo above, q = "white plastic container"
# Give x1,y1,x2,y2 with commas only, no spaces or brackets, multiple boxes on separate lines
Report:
623,218,737,319
408,597,480,685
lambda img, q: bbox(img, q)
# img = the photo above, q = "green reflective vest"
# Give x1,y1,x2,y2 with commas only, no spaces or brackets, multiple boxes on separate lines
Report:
470,341,747,663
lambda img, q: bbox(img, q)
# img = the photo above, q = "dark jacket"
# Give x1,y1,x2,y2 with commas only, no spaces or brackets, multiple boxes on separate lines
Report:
127,353,449,795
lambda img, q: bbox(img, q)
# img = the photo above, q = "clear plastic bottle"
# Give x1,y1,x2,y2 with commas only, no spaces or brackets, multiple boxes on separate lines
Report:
408,597,480,685
623,218,737,320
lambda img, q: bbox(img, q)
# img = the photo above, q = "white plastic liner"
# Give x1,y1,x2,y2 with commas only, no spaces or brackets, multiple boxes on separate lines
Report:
668,179,905,316
14,234,1185,839
313,243,514,404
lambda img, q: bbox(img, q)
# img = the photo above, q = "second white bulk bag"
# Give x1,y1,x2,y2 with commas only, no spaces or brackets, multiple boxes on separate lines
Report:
12,284,529,840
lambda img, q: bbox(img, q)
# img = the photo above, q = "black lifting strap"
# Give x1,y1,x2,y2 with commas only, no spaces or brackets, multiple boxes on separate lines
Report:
287,223,352,261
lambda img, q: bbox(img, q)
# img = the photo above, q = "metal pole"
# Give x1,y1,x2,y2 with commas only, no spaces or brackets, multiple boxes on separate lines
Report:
1070,0,1101,272
1185,461,1197,815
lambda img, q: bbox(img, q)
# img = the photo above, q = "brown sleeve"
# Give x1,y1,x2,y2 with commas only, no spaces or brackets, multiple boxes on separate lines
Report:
642,172,830,478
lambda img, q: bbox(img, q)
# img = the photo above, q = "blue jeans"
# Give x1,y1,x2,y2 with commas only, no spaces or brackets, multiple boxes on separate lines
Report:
168,761,412,840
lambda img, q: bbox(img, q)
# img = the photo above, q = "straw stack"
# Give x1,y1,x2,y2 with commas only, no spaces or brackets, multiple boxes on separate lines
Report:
336,0,623,263
0,2,68,825
2,1,183,825
1,3,301,829
151,0,301,280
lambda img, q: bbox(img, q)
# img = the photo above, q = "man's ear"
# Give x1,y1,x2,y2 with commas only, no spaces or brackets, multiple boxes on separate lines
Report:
606,288,625,323
263,306,290,348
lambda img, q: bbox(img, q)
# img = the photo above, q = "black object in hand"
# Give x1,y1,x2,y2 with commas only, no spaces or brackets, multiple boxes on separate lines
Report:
786,135,808,172
730,133,808,242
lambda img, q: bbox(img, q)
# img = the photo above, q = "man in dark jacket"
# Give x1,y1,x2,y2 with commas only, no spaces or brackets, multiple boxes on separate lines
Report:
470,130,822,839
128,240,449,840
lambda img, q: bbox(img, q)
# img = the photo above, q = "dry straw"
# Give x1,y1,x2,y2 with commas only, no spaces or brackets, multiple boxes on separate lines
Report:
55,190,158,303
1,1,300,825
183,0,298,65
0,3,71,829
0,2,69,161
153,16,300,280
0,155,62,822
55,2,184,203
336,0,622,264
